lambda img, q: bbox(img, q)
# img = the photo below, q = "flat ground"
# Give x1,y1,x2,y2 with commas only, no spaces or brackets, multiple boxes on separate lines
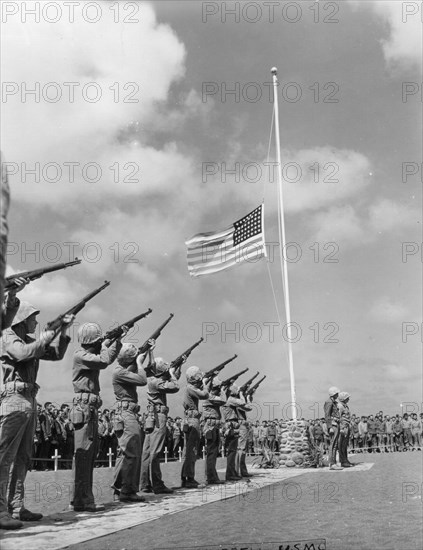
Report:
1,453,421,550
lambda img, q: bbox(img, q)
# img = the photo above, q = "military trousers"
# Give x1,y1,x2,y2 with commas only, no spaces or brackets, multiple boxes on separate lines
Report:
140,411,167,491
225,433,238,479
181,418,200,481
113,410,142,495
72,402,99,507
338,427,350,464
236,423,249,477
0,393,36,517
204,422,220,483
328,425,340,466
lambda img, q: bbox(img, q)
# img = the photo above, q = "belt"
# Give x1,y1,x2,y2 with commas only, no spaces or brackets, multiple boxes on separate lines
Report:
2,381,39,397
116,401,140,413
73,392,102,408
184,409,201,419
147,404,169,414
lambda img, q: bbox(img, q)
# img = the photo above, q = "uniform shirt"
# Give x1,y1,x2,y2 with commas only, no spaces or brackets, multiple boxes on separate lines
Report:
375,419,385,433
385,420,393,434
402,418,412,430
358,421,368,435
202,388,226,419
367,419,377,434
1,327,70,385
72,342,120,394
221,395,247,422
146,375,179,407
337,402,351,429
259,425,268,439
324,398,340,427
392,420,403,434
112,362,147,403
183,382,209,411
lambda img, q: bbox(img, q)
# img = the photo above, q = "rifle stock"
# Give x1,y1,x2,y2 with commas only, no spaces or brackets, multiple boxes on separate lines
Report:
203,354,238,381
5,259,82,290
170,337,204,371
46,280,110,332
138,313,174,355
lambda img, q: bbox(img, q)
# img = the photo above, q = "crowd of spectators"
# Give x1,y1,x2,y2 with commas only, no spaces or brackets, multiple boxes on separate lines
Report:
31,404,423,470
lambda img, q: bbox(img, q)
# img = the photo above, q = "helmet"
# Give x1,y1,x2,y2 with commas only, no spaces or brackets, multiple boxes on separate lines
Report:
78,323,102,344
186,366,203,383
338,391,350,402
117,343,138,366
328,386,340,397
11,301,40,326
154,357,169,376
229,384,239,395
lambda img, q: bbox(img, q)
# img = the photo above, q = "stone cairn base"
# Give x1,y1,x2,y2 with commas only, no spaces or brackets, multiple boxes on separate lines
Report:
278,420,314,468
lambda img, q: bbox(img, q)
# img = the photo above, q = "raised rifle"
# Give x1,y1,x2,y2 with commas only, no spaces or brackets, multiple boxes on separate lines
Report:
46,280,110,333
220,368,249,389
239,371,260,394
138,313,174,355
246,375,266,397
103,308,153,343
203,354,238,382
5,258,82,290
169,337,204,373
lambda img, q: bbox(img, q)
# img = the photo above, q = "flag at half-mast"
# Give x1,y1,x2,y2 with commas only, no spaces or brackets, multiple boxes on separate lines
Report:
185,204,266,277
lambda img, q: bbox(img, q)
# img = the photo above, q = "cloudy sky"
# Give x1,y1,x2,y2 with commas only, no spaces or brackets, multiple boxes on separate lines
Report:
1,0,421,418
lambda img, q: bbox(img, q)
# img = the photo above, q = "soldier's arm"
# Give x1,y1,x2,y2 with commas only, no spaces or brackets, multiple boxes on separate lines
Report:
114,368,147,387
42,334,71,361
77,345,119,370
2,331,53,362
187,384,209,400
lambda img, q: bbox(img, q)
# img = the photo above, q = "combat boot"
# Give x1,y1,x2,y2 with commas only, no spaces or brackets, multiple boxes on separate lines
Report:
12,509,43,521
0,514,23,530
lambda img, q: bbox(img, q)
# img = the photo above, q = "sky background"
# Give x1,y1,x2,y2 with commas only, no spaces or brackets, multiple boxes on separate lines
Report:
1,0,422,419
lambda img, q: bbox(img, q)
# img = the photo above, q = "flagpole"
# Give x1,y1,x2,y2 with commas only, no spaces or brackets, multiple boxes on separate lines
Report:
271,67,297,421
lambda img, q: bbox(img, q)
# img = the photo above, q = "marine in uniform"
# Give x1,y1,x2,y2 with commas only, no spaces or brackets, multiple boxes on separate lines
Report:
140,355,180,494
71,322,124,512
0,301,73,529
323,386,343,470
236,388,253,478
112,342,149,502
202,376,226,485
337,391,354,467
221,384,247,481
180,366,209,488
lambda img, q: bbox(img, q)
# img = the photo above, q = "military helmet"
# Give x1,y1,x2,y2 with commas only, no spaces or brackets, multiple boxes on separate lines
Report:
11,301,40,326
154,357,169,375
338,391,350,402
229,384,240,395
328,386,340,397
78,322,102,344
117,343,138,366
186,366,203,383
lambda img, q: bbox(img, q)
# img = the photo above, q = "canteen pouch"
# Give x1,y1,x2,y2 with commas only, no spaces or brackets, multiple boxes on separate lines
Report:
69,407,85,426
144,413,155,434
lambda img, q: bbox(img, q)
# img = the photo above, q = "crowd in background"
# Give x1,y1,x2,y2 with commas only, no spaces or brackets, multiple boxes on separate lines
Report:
31,403,423,470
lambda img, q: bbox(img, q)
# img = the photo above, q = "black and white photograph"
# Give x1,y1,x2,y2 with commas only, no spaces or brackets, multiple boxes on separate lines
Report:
0,1,422,549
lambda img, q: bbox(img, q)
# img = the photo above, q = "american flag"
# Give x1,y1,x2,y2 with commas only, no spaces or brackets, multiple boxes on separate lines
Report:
185,204,266,277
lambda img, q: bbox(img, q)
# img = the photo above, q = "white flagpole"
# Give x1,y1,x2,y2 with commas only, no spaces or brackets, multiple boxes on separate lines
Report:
271,67,297,421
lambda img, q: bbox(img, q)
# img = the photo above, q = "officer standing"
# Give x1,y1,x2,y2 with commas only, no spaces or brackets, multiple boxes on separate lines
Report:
112,342,150,502
324,386,343,470
71,322,124,512
180,366,209,488
140,354,180,494
337,391,354,467
0,301,73,529
202,376,226,485
236,388,253,478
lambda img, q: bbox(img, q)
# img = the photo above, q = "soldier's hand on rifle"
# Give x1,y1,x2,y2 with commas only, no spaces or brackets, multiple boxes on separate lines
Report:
119,324,129,339
60,314,75,335
40,330,56,345
147,338,156,351
181,354,187,364
7,277,29,296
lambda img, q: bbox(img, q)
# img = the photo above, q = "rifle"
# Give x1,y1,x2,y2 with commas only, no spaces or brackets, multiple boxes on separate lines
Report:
103,308,153,343
138,313,174,355
5,258,82,290
203,354,238,382
220,368,249,389
169,337,204,373
246,375,266,397
239,371,260,394
45,280,110,332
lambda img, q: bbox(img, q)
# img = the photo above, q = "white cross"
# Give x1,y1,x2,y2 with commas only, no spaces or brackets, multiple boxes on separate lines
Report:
107,447,114,468
178,448,182,462
164,446,168,464
51,449,61,471
221,446,224,458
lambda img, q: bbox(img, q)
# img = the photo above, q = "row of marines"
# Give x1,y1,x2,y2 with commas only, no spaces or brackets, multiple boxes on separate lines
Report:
0,289,262,530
